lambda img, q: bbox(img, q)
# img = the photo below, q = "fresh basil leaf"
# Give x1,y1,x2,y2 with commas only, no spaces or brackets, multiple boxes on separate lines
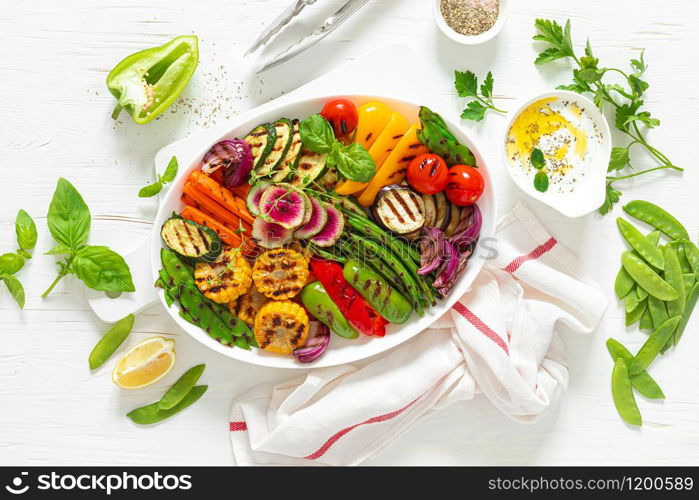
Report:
459,101,487,122
17,249,31,260
333,143,376,183
608,147,630,172
138,182,163,198
1,274,25,308
454,70,479,98
530,148,546,169
0,253,24,276
299,114,336,154
15,209,37,251
534,172,549,192
161,156,179,183
45,244,72,256
47,178,91,250
72,245,135,293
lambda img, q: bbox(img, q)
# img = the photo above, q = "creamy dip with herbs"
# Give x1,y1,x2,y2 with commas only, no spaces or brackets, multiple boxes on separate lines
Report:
505,97,604,194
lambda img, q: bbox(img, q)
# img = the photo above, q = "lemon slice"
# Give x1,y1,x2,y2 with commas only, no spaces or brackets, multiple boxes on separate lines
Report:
112,337,176,390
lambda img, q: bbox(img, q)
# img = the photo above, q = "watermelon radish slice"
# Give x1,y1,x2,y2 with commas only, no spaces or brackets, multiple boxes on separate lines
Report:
252,218,294,249
295,196,327,239
259,184,307,230
310,204,344,247
246,182,270,217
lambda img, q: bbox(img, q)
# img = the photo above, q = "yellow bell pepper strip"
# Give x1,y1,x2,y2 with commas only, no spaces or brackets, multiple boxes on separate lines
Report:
357,123,429,207
107,35,199,124
355,101,393,149
335,111,410,195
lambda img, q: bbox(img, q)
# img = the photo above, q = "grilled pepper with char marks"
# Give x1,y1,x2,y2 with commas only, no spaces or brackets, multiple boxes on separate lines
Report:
343,260,412,324
301,281,358,339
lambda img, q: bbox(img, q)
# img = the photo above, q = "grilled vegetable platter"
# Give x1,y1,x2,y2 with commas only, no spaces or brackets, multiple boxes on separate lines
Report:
155,98,487,364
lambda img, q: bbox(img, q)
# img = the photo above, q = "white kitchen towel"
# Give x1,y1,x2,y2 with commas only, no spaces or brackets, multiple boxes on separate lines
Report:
229,202,608,466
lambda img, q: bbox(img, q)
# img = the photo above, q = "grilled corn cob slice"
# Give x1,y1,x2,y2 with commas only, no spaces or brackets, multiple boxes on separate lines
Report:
236,287,270,326
194,248,252,304
254,300,309,355
252,249,309,300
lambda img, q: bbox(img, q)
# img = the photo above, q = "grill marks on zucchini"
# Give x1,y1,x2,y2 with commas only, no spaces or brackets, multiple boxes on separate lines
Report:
256,119,294,178
244,123,276,170
287,149,329,188
272,119,301,183
161,216,222,262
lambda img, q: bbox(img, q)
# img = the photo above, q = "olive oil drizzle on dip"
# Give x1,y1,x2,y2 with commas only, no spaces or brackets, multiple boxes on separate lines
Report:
506,97,603,194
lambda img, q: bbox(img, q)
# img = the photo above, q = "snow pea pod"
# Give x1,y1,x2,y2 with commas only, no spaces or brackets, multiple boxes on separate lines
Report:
606,339,664,399
673,282,699,346
647,295,669,330
625,298,646,327
343,260,412,324
88,314,135,370
614,267,635,300
178,283,235,346
624,289,640,313
158,364,205,410
623,201,689,241
636,285,648,301
127,385,208,425
663,246,686,319
611,358,642,426
161,248,194,286
639,308,653,331
617,218,664,270
301,281,359,339
622,252,679,301
630,316,681,374
683,241,699,274
683,273,696,292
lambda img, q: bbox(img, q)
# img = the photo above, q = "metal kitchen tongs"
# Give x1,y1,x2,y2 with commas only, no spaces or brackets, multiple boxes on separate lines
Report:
246,0,371,73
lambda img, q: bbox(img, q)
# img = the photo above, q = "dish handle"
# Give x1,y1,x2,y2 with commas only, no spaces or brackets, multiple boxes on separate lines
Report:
85,239,159,322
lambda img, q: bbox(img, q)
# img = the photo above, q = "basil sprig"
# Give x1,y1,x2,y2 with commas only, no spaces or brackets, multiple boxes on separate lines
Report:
299,114,376,183
42,178,135,298
139,156,178,198
0,209,37,308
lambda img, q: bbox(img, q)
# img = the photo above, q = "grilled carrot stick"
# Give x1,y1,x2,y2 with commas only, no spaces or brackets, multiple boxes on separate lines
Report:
181,206,242,248
182,183,244,230
181,192,199,208
189,171,255,225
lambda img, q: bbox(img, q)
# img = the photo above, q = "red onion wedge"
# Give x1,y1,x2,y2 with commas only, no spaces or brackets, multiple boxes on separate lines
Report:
201,139,254,188
419,227,445,275
293,322,330,363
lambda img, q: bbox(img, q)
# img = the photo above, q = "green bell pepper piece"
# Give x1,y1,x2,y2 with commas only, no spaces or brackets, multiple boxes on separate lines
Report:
107,35,199,124
343,259,412,324
301,281,359,339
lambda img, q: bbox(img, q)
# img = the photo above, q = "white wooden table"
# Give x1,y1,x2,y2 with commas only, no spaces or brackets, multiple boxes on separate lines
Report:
1,0,698,466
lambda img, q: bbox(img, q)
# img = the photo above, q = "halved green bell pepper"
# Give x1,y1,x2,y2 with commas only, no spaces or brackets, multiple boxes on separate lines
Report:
107,35,199,124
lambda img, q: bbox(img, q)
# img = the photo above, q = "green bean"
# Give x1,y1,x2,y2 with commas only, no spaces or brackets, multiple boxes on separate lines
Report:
639,308,654,331
630,316,681,374
622,252,679,301
663,246,686,319
158,364,206,410
673,282,699,346
127,385,208,425
683,240,699,274
606,339,665,399
625,299,647,327
88,314,135,370
614,266,635,299
617,218,664,270
623,201,689,241
611,358,642,426
647,295,669,331
345,214,421,264
310,245,347,263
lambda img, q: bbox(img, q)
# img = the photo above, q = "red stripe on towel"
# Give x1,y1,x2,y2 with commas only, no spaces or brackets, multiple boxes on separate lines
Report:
303,393,426,460
452,301,509,355
229,421,248,432
503,237,557,273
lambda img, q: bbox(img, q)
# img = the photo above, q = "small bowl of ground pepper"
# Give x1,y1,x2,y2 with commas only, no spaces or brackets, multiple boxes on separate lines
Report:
434,0,509,45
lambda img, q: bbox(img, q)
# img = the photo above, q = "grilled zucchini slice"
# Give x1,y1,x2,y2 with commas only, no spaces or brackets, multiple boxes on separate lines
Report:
287,149,329,188
255,118,294,178
244,123,276,170
272,119,302,183
161,216,222,262
194,248,253,304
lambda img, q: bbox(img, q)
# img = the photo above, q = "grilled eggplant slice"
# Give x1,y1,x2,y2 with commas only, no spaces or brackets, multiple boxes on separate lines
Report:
287,148,328,188
444,203,462,237
422,194,437,228
432,192,450,231
244,123,276,170
373,185,425,235
256,118,294,178
161,216,222,262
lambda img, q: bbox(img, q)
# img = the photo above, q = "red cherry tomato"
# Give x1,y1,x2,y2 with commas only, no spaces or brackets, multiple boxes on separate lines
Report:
445,165,484,206
406,154,449,195
320,99,359,140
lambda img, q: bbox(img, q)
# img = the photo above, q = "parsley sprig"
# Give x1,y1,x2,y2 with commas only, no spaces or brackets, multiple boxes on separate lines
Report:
454,70,506,122
533,19,683,215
